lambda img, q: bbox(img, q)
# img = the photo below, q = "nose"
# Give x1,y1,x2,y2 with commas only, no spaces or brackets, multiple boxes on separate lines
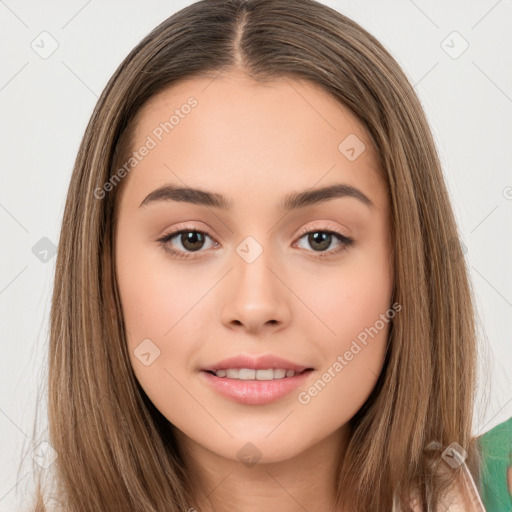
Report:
220,239,291,334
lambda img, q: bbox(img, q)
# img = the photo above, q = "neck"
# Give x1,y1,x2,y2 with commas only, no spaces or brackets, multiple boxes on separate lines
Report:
174,426,351,512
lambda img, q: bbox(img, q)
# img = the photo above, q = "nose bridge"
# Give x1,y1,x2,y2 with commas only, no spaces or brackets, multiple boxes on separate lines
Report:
233,234,279,295
221,233,290,330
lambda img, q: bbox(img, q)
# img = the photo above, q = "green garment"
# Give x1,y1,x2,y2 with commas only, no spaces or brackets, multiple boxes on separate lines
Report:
477,416,512,511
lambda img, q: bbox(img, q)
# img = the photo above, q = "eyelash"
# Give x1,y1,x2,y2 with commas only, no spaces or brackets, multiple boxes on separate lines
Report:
156,226,354,261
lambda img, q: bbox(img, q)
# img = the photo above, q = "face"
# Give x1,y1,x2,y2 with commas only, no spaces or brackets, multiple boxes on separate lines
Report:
114,69,393,467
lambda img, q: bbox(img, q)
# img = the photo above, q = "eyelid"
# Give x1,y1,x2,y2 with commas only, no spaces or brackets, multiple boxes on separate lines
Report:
156,222,219,244
294,220,351,240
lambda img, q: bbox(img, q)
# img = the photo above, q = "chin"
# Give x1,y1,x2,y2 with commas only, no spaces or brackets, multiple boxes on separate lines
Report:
207,433,310,466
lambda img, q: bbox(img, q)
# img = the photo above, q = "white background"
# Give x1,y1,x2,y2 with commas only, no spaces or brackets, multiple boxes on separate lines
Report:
1,1,511,510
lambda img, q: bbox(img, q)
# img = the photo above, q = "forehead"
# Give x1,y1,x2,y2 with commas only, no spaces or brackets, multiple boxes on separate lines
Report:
119,69,387,211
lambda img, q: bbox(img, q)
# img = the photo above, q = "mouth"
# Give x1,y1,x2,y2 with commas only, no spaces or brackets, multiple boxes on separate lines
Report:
202,367,313,380
198,354,315,405
199,368,314,405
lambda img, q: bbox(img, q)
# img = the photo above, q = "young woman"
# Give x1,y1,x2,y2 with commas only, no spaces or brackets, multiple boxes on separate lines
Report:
25,0,511,510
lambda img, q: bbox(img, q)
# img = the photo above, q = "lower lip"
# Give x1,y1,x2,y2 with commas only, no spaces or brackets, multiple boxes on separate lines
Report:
199,370,313,405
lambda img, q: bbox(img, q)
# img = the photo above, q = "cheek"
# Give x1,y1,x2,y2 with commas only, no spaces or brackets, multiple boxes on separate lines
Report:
116,228,223,409
294,285,391,433
292,244,392,416
116,226,185,366
294,244,392,350
116,223,206,342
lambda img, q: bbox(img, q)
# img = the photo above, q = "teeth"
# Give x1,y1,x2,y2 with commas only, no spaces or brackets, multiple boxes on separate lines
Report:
213,368,297,380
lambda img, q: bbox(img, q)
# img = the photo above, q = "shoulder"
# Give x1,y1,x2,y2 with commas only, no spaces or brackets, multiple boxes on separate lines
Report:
476,416,512,512
406,469,484,512
406,419,512,512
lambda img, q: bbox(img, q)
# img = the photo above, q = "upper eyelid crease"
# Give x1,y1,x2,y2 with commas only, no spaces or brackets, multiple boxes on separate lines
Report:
139,183,374,211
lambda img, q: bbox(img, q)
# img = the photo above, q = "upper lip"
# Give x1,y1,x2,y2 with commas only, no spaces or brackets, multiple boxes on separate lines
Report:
201,354,313,373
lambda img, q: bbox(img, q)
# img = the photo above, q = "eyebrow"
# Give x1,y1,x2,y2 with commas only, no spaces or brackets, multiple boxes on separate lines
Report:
139,183,374,210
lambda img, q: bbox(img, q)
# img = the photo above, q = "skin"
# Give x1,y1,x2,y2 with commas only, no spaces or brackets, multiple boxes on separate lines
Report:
115,68,394,512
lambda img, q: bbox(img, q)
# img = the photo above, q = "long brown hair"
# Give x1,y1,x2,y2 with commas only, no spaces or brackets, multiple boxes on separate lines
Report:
23,0,483,510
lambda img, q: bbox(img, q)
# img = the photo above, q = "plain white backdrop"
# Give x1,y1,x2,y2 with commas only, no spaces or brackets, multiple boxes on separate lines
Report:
1,0,511,510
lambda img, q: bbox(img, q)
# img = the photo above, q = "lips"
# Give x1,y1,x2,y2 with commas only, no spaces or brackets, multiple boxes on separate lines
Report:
199,366,314,405
201,353,313,374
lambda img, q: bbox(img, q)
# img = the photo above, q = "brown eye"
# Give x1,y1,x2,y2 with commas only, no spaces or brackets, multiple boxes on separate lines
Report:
156,228,217,260
178,231,206,252
295,229,354,256
307,231,333,251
